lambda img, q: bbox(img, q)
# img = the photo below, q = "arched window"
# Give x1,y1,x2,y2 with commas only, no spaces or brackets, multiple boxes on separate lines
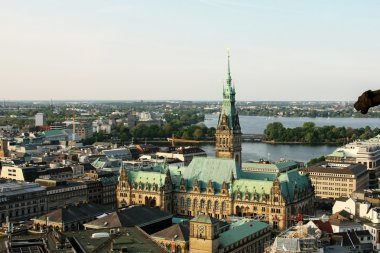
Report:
186,198,191,208
180,197,185,207
215,201,219,210
222,201,226,211
200,199,205,209
207,200,212,210
194,199,198,209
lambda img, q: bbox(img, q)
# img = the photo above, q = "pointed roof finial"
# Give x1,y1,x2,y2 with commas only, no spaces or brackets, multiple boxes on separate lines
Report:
226,48,232,86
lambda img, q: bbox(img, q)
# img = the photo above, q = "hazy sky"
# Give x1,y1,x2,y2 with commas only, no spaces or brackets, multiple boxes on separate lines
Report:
1,0,380,101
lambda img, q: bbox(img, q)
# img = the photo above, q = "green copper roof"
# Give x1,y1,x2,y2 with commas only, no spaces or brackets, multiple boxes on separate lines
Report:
278,169,310,202
232,179,273,201
121,157,311,204
218,52,239,130
128,170,166,190
240,171,277,181
181,157,240,190
42,130,68,138
191,214,218,224
219,220,269,247
328,150,346,158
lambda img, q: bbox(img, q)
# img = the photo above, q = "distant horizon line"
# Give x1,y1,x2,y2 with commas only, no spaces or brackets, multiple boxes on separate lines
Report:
0,99,356,103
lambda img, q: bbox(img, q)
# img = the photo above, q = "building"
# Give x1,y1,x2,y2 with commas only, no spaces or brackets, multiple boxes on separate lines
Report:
332,198,380,251
116,55,314,232
0,164,74,182
73,122,93,140
0,226,167,253
35,113,46,127
151,222,190,253
42,129,70,141
269,223,321,252
189,215,271,253
330,231,373,253
326,136,380,188
83,205,173,233
32,203,114,231
215,52,242,167
301,162,368,200
117,157,313,231
102,148,132,161
332,197,371,217
0,181,47,223
35,179,88,211
0,139,9,158
352,188,380,206
99,176,118,205
156,146,207,166
329,210,363,233
84,179,103,204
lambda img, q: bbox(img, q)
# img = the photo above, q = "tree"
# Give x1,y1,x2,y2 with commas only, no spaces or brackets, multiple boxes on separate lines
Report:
307,156,325,167
193,128,203,140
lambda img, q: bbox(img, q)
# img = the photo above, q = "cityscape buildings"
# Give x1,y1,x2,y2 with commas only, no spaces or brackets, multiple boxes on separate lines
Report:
0,56,378,253
116,55,314,232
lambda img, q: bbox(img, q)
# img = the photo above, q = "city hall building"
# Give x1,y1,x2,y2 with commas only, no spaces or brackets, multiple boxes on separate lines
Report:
116,55,314,231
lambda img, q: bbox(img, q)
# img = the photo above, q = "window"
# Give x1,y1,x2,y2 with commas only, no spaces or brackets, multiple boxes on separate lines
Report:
222,201,226,211
207,200,212,210
186,198,191,208
200,199,205,209
262,207,266,212
194,199,198,209
180,197,185,207
273,221,279,230
215,201,219,210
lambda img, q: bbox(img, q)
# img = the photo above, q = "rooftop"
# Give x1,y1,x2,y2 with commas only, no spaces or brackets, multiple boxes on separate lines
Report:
151,223,189,242
84,206,173,229
191,214,218,224
219,219,269,248
33,203,114,224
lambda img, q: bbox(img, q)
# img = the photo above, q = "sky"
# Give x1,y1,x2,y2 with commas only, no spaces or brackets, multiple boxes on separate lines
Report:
1,0,380,101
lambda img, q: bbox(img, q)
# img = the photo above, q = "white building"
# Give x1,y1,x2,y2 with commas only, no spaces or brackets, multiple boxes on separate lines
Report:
333,197,370,218
327,135,380,188
332,197,380,251
35,113,46,126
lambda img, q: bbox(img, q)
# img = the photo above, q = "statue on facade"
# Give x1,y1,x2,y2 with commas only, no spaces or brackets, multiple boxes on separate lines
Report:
354,90,380,114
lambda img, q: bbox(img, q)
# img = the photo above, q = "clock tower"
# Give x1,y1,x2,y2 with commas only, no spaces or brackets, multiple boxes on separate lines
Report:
215,52,242,167
189,214,220,253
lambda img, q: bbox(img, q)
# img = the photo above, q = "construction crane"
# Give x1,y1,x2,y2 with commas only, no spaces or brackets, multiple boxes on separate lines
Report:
167,134,201,147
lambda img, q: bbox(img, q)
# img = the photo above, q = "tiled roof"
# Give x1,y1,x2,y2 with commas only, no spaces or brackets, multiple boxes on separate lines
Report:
312,220,333,234
151,223,189,242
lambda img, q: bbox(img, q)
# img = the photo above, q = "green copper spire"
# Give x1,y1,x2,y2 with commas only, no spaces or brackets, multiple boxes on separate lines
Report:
218,51,239,130
227,49,232,85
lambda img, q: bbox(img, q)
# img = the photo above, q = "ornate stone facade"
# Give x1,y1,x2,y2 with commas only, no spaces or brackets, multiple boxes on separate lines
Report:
116,158,314,231
215,53,242,167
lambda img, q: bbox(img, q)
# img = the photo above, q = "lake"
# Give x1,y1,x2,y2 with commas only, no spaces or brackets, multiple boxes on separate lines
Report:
201,115,380,163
